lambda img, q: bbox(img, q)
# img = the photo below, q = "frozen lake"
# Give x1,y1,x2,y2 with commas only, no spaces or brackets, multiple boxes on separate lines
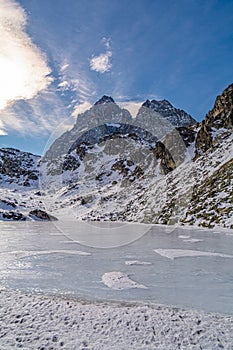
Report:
0,221,233,314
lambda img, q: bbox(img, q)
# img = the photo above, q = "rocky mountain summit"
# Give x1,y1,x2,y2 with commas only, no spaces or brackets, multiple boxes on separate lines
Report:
139,99,196,127
0,85,232,229
41,95,189,181
94,95,115,105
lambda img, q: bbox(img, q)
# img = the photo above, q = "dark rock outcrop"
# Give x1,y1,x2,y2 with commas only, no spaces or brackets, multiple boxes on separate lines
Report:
29,209,58,221
195,84,233,158
1,211,26,221
153,142,176,174
176,126,197,147
94,95,115,105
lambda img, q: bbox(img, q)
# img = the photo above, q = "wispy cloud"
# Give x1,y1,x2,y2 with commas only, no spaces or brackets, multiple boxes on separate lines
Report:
58,60,95,103
0,120,7,135
89,37,112,73
72,101,92,118
0,89,69,136
102,37,111,50
0,0,52,112
60,63,69,72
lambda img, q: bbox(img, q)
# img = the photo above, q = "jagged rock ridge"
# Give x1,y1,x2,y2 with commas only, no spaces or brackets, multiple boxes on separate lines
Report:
94,95,115,105
139,99,196,127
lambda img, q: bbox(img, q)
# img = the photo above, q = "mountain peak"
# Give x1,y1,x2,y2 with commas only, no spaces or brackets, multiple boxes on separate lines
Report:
140,98,196,127
94,95,115,105
142,99,173,109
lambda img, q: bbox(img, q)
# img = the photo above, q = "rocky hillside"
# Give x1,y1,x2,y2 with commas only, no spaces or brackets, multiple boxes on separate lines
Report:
0,86,232,228
195,83,233,158
183,157,233,228
0,148,39,187
0,148,47,221
57,130,232,229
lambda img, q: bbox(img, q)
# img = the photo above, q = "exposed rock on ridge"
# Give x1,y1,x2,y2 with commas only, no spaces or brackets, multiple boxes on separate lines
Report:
0,148,39,187
94,95,115,105
139,99,196,127
195,84,233,158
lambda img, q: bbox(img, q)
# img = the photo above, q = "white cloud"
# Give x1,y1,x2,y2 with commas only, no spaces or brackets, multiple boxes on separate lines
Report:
0,89,69,136
0,120,7,135
0,0,52,111
60,63,69,72
90,51,112,73
72,101,92,118
118,101,143,117
58,80,69,89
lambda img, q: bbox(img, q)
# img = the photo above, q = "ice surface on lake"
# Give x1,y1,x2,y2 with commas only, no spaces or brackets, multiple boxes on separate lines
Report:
0,221,233,314
183,238,204,243
178,235,190,239
102,271,147,290
5,250,91,258
125,260,152,266
53,220,153,248
154,249,233,260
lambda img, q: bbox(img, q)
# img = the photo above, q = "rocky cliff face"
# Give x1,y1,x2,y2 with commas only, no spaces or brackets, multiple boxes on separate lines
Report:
42,96,132,163
137,99,196,127
195,83,233,158
42,96,189,181
206,84,233,129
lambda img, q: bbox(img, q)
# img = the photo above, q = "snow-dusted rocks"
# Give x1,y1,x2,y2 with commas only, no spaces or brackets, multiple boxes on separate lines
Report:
29,209,58,221
0,148,39,187
0,85,232,229
195,83,233,158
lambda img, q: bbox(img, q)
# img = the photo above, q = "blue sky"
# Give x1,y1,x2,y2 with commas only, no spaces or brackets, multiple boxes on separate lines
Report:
0,0,232,155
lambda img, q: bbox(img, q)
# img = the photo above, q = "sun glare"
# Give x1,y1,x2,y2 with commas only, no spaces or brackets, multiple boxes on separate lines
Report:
0,0,52,115
0,55,30,110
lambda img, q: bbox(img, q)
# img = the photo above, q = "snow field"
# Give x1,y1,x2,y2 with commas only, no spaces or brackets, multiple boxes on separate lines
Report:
0,288,233,349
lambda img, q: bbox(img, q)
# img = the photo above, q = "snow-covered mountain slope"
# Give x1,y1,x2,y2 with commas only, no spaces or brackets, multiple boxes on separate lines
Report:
0,148,54,221
183,155,233,228
39,96,189,217
0,85,232,228
41,87,232,229
47,131,231,229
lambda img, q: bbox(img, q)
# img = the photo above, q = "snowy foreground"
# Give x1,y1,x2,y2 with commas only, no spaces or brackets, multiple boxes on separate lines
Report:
1,222,233,348
1,287,233,350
